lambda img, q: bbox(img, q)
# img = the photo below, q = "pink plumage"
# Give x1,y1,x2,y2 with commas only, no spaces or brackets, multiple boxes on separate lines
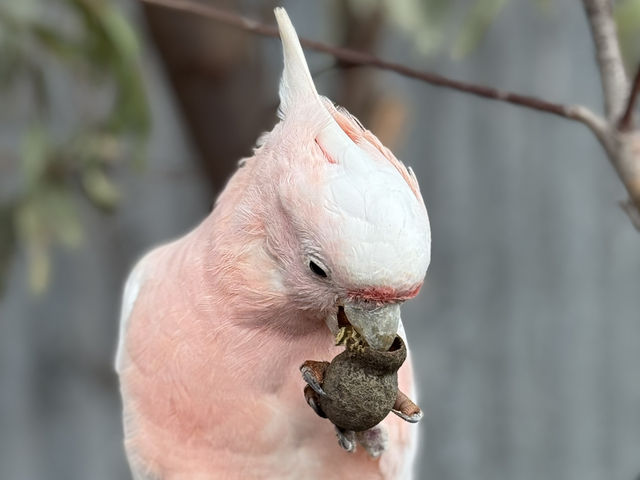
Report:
116,8,430,479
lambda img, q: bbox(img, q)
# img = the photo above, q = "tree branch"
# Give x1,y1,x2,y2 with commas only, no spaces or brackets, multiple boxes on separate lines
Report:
582,0,629,120
140,0,604,137
618,65,640,131
581,1,640,228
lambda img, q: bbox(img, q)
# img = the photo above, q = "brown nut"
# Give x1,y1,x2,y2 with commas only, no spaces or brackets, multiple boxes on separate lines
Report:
318,335,406,432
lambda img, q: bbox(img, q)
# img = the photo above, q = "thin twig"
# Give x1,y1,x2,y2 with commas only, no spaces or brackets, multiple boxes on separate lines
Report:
582,0,629,120
566,105,609,146
618,65,640,131
140,0,604,136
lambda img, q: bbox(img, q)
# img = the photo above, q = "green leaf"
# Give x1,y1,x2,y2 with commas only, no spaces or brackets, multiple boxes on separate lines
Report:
14,186,84,293
64,0,150,135
98,5,139,62
109,75,150,134
69,0,139,65
452,0,509,59
43,188,84,248
27,240,50,294
30,23,81,62
21,124,48,187
15,197,49,294
82,168,121,211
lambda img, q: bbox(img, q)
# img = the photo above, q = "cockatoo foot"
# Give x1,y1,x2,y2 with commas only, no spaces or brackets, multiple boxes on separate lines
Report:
335,427,356,453
304,385,327,418
392,409,423,423
356,424,389,458
391,389,423,423
300,360,329,397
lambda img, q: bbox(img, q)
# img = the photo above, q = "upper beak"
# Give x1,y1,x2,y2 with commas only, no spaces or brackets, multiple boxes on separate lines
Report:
342,301,400,351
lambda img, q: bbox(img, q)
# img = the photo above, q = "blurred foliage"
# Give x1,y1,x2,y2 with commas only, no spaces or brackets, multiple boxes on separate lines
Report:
452,0,508,59
0,0,149,295
347,0,509,58
615,0,640,70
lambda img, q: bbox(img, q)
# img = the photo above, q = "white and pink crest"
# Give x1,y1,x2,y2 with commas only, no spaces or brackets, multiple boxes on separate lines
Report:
268,8,431,303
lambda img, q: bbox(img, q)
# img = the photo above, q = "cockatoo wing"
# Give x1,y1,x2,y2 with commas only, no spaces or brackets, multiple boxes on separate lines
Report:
115,253,151,374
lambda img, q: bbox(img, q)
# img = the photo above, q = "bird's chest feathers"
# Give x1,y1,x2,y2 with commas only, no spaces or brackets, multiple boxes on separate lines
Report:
141,311,338,445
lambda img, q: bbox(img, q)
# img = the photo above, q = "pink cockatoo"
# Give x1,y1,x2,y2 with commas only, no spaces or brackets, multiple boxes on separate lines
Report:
116,8,431,480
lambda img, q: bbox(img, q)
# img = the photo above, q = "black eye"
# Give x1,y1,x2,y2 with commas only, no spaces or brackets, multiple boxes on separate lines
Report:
309,260,327,278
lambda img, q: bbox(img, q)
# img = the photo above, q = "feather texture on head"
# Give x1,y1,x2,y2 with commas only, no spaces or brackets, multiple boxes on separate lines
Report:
260,8,431,309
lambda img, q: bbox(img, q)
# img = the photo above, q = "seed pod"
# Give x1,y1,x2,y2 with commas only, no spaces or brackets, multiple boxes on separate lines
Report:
318,335,406,432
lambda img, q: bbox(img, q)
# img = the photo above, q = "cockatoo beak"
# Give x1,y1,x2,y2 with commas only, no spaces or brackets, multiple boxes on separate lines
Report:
342,301,401,351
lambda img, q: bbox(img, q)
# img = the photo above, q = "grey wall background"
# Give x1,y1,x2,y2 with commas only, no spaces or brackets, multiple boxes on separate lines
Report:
1,1,639,479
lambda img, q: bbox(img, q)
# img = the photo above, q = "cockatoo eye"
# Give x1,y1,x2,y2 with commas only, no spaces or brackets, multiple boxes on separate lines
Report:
309,260,327,278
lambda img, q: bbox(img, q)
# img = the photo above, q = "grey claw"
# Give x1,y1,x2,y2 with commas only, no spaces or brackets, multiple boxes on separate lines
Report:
305,394,326,418
301,366,327,397
356,425,389,458
335,427,356,453
392,408,423,423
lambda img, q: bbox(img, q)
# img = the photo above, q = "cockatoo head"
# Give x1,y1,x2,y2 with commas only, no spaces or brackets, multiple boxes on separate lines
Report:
255,9,430,350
